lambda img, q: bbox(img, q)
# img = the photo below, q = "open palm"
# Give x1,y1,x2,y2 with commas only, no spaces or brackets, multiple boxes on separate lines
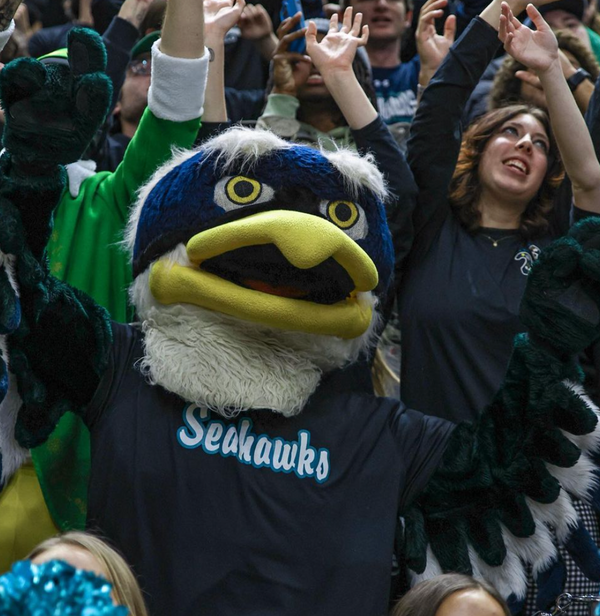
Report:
204,0,246,37
305,7,368,77
499,2,558,72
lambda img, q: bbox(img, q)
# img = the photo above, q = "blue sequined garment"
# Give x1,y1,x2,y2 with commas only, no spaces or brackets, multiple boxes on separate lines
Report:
0,559,128,615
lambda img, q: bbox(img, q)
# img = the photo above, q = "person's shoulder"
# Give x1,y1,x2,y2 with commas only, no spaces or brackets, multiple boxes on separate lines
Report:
28,22,75,56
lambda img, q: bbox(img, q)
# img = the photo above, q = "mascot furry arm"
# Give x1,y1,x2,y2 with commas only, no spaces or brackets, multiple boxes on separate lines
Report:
2,27,600,612
403,225,600,598
0,28,112,450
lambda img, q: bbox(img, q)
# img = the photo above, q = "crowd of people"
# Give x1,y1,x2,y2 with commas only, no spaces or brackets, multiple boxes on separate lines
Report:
0,0,600,611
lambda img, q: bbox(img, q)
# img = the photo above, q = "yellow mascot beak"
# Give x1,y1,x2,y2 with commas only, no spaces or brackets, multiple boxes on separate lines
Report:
149,210,379,339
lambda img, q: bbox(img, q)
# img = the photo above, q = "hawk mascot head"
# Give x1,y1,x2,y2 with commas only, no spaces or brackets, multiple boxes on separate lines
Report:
125,128,393,417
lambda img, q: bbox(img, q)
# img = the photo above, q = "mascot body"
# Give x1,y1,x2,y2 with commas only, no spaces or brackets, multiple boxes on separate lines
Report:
3,28,600,616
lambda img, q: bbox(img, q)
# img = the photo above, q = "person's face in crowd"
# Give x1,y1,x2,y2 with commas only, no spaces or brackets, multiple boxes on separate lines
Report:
350,0,411,44
520,50,581,109
478,113,550,206
115,52,152,131
32,545,117,603
435,589,506,616
543,9,591,48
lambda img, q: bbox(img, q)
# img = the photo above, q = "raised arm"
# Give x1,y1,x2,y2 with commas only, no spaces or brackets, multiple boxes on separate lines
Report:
82,0,210,222
500,3,600,215
0,29,113,451
203,0,247,123
306,8,376,130
406,5,504,238
415,0,456,92
307,8,419,267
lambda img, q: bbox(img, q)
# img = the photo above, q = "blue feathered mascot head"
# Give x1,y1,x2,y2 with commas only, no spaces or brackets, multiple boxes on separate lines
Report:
125,128,394,417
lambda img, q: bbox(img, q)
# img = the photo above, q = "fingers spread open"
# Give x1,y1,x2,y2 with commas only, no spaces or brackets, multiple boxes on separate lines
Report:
351,11,362,37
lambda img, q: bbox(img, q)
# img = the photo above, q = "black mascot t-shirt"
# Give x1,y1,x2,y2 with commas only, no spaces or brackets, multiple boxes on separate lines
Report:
84,323,454,615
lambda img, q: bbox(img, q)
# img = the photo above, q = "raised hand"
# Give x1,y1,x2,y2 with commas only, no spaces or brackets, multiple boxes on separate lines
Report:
0,28,112,170
239,3,277,61
117,0,154,31
0,0,24,31
416,0,456,85
499,2,559,74
305,7,368,79
271,13,311,97
239,3,272,40
205,0,246,40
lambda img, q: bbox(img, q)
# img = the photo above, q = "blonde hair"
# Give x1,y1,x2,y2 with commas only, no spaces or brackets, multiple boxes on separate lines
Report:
27,532,148,616
372,347,400,397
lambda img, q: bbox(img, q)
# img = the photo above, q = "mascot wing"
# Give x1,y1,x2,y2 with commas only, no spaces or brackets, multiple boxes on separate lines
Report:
0,28,112,476
403,218,600,601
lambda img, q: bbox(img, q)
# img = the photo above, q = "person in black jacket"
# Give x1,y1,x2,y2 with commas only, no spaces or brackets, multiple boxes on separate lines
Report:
401,2,600,612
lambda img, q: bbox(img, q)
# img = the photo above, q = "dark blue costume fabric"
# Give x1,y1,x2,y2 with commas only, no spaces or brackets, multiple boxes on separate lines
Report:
372,57,420,125
84,323,454,615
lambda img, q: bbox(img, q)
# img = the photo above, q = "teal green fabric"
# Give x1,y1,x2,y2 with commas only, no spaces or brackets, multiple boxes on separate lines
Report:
587,27,600,65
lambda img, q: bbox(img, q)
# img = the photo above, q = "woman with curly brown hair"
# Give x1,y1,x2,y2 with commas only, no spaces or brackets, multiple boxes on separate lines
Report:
399,7,600,610
489,28,599,113
400,4,600,425
399,5,600,614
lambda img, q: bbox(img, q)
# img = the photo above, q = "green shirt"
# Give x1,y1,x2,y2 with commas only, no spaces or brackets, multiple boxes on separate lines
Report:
32,108,201,530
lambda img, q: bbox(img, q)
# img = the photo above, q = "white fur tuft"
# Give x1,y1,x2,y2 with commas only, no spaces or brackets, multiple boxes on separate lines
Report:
526,492,578,543
546,454,600,503
468,542,527,599
324,149,387,202
502,522,557,578
408,545,443,587
200,126,292,172
129,248,380,417
0,373,28,484
560,380,600,455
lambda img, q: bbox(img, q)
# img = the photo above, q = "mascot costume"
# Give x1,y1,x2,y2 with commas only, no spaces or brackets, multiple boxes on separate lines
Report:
3,28,600,616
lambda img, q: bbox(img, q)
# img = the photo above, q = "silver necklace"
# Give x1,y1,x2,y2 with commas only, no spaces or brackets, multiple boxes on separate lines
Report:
479,233,517,247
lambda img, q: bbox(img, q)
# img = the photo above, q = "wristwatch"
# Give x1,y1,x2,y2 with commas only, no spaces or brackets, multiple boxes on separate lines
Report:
567,68,592,92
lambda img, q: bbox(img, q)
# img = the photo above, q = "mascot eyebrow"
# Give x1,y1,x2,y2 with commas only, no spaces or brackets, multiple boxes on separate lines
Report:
126,128,391,279
4,32,600,615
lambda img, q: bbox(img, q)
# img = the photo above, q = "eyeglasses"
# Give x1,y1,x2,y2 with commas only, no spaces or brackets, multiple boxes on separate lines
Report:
128,58,151,76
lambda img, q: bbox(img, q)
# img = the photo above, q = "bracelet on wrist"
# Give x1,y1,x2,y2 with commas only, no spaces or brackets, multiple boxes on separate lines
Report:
567,68,592,92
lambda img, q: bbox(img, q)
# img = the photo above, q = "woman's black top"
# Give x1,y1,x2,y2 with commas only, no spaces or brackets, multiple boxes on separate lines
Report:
401,16,595,422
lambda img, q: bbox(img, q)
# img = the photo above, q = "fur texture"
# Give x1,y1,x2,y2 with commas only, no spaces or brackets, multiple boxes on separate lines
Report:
130,247,380,417
468,540,527,599
0,373,28,483
526,493,578,543
408,545,443,587
546,455,600,502
561,380,600,454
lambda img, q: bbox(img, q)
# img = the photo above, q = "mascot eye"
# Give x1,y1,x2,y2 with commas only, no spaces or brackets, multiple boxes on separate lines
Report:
319,200,368,240
214,176,274,211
